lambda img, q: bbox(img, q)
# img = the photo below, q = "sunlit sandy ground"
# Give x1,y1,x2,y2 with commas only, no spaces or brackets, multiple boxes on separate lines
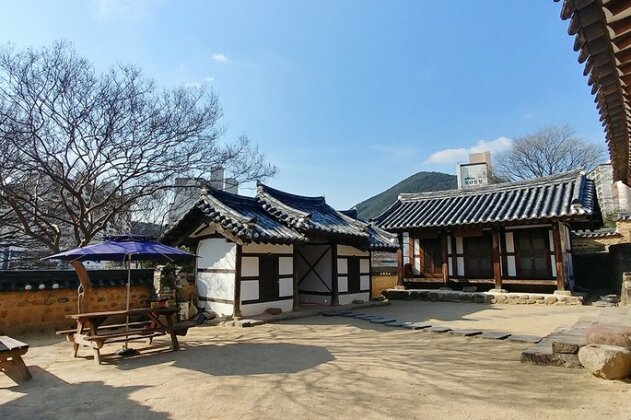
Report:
1,301,629,420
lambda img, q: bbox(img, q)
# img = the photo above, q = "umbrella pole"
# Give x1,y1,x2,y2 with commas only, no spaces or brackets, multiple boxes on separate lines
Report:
124,255,131,349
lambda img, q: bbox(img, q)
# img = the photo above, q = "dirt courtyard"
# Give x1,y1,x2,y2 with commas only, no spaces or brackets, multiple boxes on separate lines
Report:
1,302,630,419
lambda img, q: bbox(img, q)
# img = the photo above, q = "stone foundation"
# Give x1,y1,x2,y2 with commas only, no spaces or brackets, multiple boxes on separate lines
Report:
383,288,583,306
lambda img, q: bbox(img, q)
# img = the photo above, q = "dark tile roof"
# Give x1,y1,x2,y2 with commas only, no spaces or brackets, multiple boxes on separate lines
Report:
162,188,305,246
256,183,398,250
572,228,621,239
162,185,399,251
374,171,601,231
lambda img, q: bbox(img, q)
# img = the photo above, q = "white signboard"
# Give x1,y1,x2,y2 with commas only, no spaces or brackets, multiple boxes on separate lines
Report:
458,162,488,189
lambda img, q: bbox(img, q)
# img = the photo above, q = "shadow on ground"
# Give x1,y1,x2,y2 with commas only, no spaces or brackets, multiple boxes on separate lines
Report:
0,366,167,419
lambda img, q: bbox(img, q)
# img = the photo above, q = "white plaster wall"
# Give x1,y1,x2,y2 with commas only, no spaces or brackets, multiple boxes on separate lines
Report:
202,301,234,317
241,280,259,301
337,245,369,257
360,259,370,273
456,237,464,254
240,299,294,317
360,275,370,291
505,232,514,253
279,278,293,297
197,272,234,301
241,257,259,277
457,257,464,276
338,276,348,292
242,243,293,254
337,258,348,274
198,238,236,270
507,256,516,276
279,257,293,275
339,292,369,305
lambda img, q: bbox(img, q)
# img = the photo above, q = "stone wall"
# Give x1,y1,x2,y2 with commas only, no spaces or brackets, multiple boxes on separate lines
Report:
372,274,398,299
383,288,583,306
573,219,631,254
0,285,153,335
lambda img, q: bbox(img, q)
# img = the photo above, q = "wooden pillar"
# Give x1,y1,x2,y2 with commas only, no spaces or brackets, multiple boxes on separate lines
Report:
451,235,458,279
396,248,404,287
331,245,339,306
441,233,449,284
233,245,243,318
491,228,502,290
552,222,566,291
69,261,91,313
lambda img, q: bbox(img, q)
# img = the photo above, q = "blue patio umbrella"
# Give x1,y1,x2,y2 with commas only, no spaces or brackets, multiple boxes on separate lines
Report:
44,234,197,355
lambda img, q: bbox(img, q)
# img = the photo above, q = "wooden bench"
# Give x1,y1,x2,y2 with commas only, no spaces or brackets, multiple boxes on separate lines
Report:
56,320,153,337
0,336,31,383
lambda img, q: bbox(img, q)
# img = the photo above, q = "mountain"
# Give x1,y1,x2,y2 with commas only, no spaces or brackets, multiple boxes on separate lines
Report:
354,171,457,220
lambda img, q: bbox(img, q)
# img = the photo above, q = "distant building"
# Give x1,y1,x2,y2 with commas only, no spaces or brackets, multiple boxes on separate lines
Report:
456,151,492,189
588,163,631,219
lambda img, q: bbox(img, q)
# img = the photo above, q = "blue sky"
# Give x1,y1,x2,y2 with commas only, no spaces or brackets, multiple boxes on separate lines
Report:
0,1,605,209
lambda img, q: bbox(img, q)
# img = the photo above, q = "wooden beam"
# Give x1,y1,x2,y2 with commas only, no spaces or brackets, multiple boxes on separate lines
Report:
552,223,566,291
233,245,242,318
605,0,631,16
396,247,403,287
69,261,91,313
331,245,339,306
441,233,448,285
610,14,631,35
491,228,502,290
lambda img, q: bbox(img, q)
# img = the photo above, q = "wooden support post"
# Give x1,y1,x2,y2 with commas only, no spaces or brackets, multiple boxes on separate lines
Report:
396,248,404,287
233,245,243,318
441,233,449,285
69,260,91,313
491,228,502,290
552,222,566,291
331,245,339,306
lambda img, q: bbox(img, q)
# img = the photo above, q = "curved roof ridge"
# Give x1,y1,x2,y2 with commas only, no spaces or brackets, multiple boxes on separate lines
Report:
256,181,326,205
398,169,585,202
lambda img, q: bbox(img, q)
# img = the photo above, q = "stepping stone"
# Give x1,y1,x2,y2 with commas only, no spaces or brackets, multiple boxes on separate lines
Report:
508,335,542,344
354,314,382,320
403,322,432,330
341,312,364,317
449,329,483,337
478,331,511,340
427,326,451,333
369,318,397,324
383,320,408,327
322,310,351,317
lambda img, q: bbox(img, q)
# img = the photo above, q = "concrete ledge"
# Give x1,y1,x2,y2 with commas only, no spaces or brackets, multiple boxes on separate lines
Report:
383,288,584,306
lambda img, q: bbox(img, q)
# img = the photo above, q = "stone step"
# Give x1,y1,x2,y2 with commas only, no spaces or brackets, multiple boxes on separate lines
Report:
449,329,483,337
478,331,511,340
551,335,587,354
427,326,452,333
383,321,409,327
507,335,542,344
403,322,432,330
369,318,397,324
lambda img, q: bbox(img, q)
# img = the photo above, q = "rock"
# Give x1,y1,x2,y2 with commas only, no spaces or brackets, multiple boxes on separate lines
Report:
544,296,558,305
462,286,477,293
578,344,631,380
265,307,282,315
493,294,507,304
585,325,631,350
554,290,572,296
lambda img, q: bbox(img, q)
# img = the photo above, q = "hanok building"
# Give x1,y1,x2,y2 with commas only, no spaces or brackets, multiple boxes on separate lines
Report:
161,183,398,317
373,171,602,292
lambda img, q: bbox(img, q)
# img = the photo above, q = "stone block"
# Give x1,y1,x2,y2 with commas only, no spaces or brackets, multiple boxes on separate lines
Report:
478,331,511,340
544,296,558,305
493,294,507,304
383,320,406,327
369,318,397,324
427,326,451,333
404,322,432,330
449,329,482,337
507,335,542,344
585,325,631,350
462,286,477,293
578,344,631,380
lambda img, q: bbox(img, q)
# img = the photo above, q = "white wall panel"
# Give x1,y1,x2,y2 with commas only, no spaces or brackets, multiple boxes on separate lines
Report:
241,257,259,277
457,257,464,276
505,232,514,253
360,275,370,291
338,292,369,305
448,259,453,276
413,257,421,275
337,258,348,275
360,259,370,274
456,237,463,254
200,301,234,317
197,272,234,301
551,256,557,277
447,235,452,254
241,280,259,301
279,278,293,297
279,257,293,275
338,276,348,293
402,232,410,259
197,238,236,270
548,230,555,252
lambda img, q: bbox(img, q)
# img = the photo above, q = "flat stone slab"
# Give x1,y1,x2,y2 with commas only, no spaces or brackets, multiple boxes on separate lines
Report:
383,321,409,327
354,314,382,320
449,329,483,337
507,335,542,344
478,331,511,340
322,310,352,317
369,318,397,324
403,322,432,330
427,326,452,333
341,312,365,318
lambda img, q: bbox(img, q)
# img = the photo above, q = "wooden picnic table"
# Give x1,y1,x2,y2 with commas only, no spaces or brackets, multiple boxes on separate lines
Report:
62,307,184,365
0,335,31,382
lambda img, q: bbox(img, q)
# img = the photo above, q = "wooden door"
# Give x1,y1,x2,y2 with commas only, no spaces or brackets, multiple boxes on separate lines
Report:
514,229,552,279
463,234,493,278
258,255,280,302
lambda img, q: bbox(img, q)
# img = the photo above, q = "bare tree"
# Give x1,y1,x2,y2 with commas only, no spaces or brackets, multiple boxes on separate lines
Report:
0,41,276,253
494,125,604,181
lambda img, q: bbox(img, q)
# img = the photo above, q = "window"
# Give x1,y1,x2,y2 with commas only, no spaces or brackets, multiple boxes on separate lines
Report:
514,229,552,279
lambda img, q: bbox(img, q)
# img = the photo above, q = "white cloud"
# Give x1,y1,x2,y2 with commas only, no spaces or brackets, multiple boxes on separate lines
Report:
184,82,202,89
92,0,156,21
204,76,215,82
211,53,229,63
424,137,513,165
